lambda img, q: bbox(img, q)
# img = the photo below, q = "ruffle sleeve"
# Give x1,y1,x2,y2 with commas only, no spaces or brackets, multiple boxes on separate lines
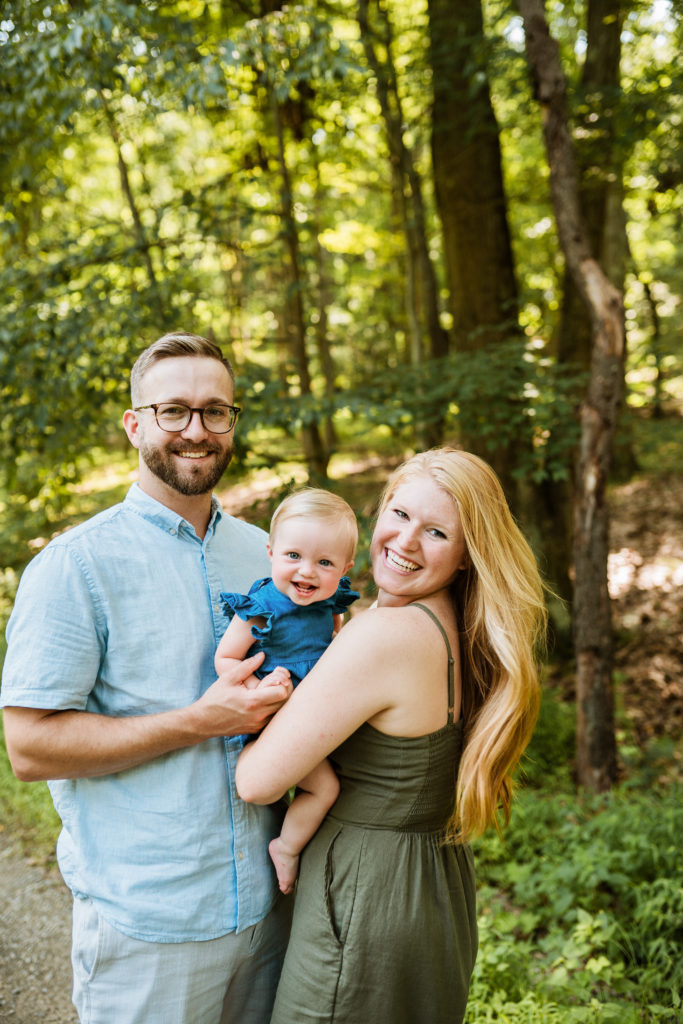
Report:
328,576,361,614
219,577,278,644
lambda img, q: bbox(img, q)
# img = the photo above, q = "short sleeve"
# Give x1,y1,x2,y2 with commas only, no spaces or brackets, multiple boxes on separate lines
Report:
219,578,277,644
329,576,361,614
1,544,104,710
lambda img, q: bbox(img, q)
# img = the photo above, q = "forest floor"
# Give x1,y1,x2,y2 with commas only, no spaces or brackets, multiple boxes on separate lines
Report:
609,469,683,751
547,467,683,763
0,460,681,1024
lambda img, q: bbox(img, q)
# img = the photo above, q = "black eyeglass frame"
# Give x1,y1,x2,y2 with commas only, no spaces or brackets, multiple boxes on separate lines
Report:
134,402,241,434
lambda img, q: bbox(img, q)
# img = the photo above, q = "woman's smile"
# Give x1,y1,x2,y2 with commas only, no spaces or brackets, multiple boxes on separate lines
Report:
371,475,466,603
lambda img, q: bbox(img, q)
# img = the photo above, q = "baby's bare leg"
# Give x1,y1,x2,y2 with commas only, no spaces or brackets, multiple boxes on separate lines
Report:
269,759,340,895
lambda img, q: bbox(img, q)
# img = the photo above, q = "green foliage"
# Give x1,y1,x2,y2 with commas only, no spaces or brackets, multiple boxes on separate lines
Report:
327,341,585,487
521,686,576,787
469,779,683,1022
0,718,61,865
0,0,679,520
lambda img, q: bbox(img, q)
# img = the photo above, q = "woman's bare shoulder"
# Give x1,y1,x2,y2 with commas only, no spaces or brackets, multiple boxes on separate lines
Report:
339,603,439,649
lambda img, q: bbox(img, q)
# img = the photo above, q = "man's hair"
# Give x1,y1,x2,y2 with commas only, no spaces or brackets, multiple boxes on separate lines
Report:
270,488,358,564
130,331,235,405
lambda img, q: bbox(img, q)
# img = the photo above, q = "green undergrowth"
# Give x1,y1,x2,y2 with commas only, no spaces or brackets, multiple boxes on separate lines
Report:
468,774,682,1023
0,716,61,864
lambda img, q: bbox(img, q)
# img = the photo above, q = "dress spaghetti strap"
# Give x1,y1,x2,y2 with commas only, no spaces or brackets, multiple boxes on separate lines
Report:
411,603,456,724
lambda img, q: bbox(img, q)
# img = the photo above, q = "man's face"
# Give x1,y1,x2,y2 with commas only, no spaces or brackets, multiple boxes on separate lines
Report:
127,356,235,498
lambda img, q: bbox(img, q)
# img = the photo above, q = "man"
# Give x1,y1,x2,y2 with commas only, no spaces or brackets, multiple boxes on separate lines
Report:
1,331,293,1023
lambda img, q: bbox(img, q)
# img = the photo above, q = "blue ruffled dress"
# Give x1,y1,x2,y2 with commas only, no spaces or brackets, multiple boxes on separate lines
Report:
220,577,360,686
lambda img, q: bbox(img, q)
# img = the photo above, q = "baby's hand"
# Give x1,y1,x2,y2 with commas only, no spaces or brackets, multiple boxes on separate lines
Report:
258,666,291,689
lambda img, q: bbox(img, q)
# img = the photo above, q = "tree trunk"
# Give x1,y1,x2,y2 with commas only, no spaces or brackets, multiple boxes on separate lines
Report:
519,0,621,791
99,89,169,325
358,0,448,448
428,0,519,347
269,85,329,482
428,0,520,488
557,0,627,368
535,1,627,629
312,154,339,454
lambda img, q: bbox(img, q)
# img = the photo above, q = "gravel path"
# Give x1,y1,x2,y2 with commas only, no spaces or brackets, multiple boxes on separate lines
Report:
0,834,77,1024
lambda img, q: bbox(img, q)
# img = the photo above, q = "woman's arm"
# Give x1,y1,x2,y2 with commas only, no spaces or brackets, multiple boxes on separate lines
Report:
236,610,400,803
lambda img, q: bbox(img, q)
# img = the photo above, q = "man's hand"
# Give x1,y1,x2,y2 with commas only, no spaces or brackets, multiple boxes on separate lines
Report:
3,652,293,782
192,652,293,737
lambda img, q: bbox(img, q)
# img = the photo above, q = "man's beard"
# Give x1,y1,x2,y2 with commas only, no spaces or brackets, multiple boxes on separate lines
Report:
139,439,233,496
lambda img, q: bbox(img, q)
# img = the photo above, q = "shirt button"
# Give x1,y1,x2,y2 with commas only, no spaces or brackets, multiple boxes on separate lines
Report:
238,851,244,860
168,528,177,535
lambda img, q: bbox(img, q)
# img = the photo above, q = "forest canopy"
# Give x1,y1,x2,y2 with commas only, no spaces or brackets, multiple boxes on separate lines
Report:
1,0,679,504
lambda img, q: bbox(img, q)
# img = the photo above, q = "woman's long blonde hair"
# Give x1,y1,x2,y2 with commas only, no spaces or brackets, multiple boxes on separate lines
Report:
378,448,547,843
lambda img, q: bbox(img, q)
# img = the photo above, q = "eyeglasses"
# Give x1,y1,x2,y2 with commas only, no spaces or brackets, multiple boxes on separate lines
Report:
134,402,241,434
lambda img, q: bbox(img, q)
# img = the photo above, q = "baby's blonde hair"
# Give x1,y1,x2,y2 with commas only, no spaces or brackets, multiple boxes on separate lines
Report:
270,489,358,564
379,448,547,843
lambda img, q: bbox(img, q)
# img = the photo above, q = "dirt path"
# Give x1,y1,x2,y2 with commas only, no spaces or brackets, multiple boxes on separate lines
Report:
0,833,77,1023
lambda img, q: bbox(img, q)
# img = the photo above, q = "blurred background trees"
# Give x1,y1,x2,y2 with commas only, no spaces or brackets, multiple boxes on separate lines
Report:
1,0,681,787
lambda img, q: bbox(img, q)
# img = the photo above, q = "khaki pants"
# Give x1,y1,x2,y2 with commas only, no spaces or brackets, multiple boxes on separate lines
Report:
71,893,291,1024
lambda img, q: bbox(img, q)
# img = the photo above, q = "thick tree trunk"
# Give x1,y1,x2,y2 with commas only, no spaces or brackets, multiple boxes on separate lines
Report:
428,0,520,488
519,0,621,791
428,0,519,348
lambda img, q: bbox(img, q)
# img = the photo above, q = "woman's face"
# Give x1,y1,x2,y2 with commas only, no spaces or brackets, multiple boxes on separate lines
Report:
370,474,467,606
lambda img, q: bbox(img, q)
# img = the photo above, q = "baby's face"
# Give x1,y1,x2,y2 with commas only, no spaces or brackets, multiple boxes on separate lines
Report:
268,517,353,606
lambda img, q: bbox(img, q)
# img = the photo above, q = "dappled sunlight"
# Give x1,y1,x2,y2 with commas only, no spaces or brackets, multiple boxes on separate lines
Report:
71,462,137,495
608,546,683,598
216,465,308,516
608,471,683,744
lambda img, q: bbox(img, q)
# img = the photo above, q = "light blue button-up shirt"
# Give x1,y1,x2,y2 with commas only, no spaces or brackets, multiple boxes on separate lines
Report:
1,484,284,941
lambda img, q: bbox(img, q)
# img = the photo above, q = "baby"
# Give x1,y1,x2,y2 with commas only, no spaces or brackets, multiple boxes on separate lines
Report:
216,488,359,893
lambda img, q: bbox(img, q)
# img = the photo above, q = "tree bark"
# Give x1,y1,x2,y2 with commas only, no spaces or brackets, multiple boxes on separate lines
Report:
535,1,627,628
358,0,448,447
518,0,621,791
269,84,329,482
428,0,519,348
557,0,626,367
311,149,339,454
428,0,521,488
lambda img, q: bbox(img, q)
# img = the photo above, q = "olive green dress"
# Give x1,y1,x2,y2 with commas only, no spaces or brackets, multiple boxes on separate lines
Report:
270,605,478,1024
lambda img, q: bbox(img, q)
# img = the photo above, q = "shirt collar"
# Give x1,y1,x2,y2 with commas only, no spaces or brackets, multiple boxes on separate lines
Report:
124,483,224,538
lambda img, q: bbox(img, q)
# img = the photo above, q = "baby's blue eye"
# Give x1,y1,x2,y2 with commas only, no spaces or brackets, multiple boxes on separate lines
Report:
286,551,301,560
319,559,333,567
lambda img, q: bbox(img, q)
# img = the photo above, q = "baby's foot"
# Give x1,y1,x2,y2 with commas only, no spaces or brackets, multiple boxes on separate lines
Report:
269,837,299,895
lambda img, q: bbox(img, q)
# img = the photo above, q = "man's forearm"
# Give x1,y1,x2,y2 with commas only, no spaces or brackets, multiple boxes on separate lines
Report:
2,653,291,781
2,704,208,781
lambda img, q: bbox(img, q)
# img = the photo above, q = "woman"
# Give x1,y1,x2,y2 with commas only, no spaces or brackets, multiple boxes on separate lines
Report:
236,448,546,1023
